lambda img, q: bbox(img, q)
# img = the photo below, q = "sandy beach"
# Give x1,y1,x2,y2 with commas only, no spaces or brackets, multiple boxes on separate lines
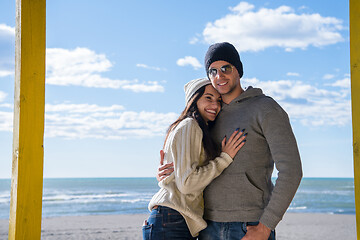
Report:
0,213,356,239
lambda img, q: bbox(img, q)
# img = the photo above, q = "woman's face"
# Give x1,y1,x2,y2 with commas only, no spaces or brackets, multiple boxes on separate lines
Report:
196,84,221,123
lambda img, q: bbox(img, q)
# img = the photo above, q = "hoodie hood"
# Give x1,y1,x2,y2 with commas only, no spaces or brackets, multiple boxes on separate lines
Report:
225,86,264,106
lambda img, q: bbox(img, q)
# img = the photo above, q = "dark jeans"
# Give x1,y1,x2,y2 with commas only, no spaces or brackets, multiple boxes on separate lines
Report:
198,220,276,240
142,206,196,240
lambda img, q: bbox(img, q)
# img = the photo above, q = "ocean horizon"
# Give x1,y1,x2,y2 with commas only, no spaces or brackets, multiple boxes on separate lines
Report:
0,177,355,219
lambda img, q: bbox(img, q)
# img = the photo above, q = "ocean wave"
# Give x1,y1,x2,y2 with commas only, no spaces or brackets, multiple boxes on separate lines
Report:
43,192,131,201
296,189,354,196
0,199,10,204
0,192,10,197
288,206,307,210
0,192,10,204
119,198,149,203
41,192,153,205
0,178,356,218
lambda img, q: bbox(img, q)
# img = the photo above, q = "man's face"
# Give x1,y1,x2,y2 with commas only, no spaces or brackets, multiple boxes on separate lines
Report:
208,60,241,98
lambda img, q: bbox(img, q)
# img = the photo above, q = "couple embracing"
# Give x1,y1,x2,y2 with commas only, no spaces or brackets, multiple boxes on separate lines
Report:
142,42,303,240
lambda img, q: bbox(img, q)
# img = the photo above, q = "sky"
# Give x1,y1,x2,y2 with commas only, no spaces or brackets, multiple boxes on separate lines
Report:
0,0,352,178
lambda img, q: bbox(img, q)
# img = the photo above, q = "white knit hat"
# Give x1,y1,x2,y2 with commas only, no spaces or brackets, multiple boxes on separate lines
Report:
184,78,211,104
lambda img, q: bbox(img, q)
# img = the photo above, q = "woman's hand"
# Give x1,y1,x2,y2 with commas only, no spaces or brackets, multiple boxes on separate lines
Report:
221,129,247,159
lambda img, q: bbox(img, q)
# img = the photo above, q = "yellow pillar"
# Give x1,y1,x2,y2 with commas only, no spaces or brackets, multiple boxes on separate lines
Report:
8,0,46,239
350,0,360,238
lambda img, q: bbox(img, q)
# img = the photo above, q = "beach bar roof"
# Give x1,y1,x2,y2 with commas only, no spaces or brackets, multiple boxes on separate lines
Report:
6,0,360,239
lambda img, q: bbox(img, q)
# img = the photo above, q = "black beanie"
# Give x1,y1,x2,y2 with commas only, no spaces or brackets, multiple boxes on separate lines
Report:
204,42,243,78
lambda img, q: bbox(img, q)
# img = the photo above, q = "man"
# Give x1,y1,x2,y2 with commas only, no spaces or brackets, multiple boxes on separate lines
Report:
158,42,302,240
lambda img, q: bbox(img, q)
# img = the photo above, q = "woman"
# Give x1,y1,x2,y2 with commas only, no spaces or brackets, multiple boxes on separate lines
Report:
142,78,246,239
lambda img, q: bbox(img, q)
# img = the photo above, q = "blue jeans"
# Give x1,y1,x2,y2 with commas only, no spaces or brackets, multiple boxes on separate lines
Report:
198,220,276,240
142,206,196,240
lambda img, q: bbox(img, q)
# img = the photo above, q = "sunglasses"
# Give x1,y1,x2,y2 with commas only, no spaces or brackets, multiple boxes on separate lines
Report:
208,64,234,79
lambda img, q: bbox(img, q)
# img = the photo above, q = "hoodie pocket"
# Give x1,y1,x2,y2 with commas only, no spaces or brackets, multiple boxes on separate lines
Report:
205,172,265,211
237,172,264,210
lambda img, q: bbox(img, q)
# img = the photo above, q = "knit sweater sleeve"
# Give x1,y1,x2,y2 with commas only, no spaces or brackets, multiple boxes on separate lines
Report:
259,105,303,230
170,118,233,195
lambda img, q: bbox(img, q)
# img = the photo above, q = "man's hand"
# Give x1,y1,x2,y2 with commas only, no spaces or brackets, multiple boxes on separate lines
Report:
242,222,271,240
156,150,174,182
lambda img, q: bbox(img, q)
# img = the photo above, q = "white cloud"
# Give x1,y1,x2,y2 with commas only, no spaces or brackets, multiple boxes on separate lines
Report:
0,111,12,132
287,72,300,77
0,24,15,38
45,103,125,113
0,103,12,108
230,1,255,14
189,33,202,44
0,101,178,139
0,91,7,102
189,37,199,44
202,2,344,52
0,23,15,73
329,77,350,88
0,70,14,77
46,48,164,92
44,103,177,139
0,91,12,131
323,74,335,80
241,77,350,126
0,74,352,136
177,56,202,70
122,81,165,92
136,63,166,71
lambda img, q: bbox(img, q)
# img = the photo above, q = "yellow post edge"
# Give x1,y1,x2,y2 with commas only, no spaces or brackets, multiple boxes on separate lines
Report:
8,0,46,239
350,0,360,238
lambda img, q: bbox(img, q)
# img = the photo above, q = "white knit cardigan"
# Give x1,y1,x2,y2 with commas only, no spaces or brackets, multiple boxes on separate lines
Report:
148,118,233,237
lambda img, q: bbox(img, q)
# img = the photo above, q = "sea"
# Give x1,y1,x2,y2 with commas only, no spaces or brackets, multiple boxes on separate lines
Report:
0,178,355,219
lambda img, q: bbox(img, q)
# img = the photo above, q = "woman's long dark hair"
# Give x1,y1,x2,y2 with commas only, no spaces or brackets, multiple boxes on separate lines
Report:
164,85,220,162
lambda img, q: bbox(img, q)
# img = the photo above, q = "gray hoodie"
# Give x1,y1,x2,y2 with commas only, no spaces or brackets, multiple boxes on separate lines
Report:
204,87,303,230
